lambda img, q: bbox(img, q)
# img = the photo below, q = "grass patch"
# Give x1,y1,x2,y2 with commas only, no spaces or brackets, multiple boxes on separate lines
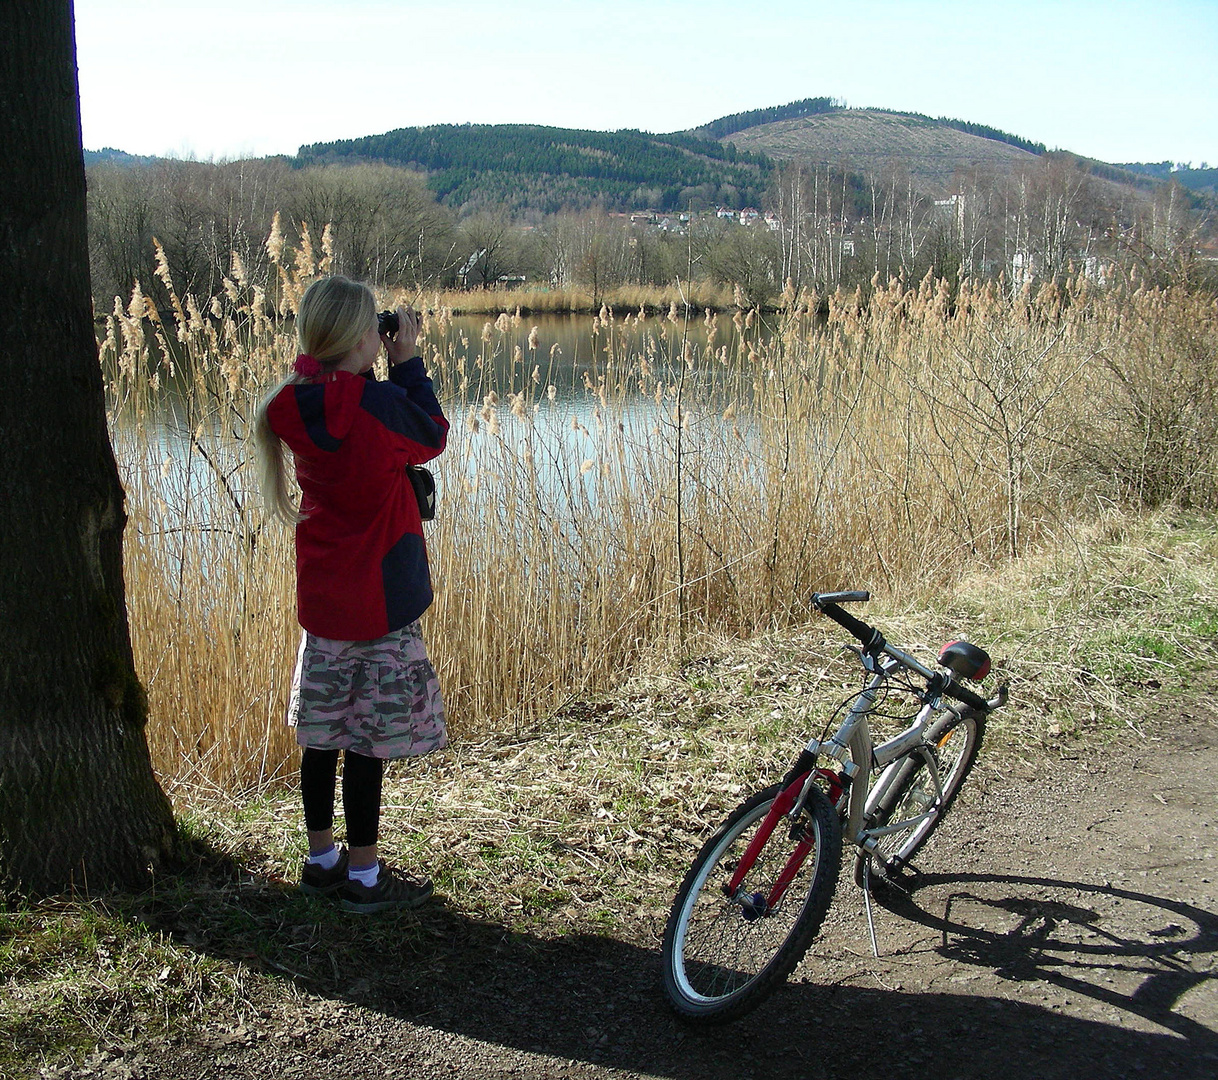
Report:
0,896,248,1078
959,510,1218,737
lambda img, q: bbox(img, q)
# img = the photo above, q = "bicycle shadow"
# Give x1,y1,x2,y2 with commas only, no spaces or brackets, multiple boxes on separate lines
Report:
870,869,1218,1044
131,854,1218,1080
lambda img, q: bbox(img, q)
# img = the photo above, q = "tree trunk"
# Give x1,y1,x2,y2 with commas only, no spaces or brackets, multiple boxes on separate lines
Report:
0,0,177,894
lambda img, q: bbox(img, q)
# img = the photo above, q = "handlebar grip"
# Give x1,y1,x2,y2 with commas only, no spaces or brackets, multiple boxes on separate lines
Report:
944,680,990,713
815,590,870,604
819,602,884,650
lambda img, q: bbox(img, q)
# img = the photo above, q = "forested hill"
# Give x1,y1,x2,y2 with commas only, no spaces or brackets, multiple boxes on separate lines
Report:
294,101,1054,215
1116,161,1218,193
295,125,771,214
291,102,1202,216
83,147,161,167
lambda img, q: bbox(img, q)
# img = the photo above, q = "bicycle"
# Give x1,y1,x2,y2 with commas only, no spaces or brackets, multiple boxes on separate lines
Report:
661,590,1008,1024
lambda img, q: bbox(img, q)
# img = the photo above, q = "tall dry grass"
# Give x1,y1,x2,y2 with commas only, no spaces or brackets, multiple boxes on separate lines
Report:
100,235,1218,793
408,281,735,316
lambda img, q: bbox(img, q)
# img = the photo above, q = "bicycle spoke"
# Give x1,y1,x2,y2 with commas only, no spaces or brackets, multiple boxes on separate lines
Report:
679,811,819,995
863,711,982,878
663,782,841,1021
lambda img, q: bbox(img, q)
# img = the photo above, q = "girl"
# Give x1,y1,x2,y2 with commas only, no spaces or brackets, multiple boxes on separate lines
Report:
254,275,448,913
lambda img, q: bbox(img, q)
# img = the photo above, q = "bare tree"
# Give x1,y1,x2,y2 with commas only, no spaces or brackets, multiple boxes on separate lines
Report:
86,163,158,306
287,164,456,288
458,212,518,288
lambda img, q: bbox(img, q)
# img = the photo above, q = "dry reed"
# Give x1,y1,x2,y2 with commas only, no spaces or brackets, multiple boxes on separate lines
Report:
408,281,735,316
100,237,1218,793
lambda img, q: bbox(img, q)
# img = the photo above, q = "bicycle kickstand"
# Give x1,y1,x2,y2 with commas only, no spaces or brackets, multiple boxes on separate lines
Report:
860,858,914,958
862,859,880,958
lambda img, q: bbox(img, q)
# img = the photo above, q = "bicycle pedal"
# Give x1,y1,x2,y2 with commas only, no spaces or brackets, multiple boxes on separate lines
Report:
877,872,912,897
868,864,912,897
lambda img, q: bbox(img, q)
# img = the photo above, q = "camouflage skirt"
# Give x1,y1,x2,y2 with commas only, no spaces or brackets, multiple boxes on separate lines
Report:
286,621,447,759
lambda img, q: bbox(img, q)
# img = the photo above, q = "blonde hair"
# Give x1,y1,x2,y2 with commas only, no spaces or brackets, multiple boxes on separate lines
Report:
253,276,377,523
296,275,376,362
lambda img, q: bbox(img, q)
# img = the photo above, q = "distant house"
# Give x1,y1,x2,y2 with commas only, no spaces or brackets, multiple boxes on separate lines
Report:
934,194,965,229
1081,256,1115,286
458,248,487,288
1011,250,1035,287
716,207,736,220
739,207,760,226
764,212,781,232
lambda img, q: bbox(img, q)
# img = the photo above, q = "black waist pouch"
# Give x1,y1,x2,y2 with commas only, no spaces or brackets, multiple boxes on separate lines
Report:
406,465,436,521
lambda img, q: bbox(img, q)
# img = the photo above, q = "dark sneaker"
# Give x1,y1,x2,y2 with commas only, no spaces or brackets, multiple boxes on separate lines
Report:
338,861,433,914
300,847,349,896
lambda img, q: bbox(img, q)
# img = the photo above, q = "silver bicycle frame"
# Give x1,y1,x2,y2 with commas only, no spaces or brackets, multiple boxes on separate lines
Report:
790,647,951,848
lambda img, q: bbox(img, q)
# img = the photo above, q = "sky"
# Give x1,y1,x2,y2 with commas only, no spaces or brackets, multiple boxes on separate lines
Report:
74,0,1218,168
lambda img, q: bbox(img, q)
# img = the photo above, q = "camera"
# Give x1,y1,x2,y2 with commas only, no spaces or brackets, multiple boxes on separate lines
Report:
377,309,399,336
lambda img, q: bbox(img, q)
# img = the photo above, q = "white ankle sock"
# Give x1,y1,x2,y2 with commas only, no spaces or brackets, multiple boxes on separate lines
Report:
348,861,380,887
306,845,340,869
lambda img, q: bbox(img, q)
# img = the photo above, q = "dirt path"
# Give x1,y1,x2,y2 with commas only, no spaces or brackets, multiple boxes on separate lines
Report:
54,702,1217,1080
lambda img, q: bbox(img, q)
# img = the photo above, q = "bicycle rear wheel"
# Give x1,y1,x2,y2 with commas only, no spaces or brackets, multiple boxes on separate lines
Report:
662,781,841,1024
853,708,984,888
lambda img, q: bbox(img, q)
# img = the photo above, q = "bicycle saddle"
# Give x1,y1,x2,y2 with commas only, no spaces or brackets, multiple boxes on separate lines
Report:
938,640,991,681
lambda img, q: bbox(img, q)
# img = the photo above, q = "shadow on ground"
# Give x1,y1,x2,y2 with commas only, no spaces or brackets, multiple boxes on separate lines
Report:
135,850,1218,1080
884,870,1217,1043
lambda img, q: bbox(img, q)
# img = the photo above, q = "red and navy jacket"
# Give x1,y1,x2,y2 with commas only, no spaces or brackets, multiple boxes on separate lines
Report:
266,358,448,641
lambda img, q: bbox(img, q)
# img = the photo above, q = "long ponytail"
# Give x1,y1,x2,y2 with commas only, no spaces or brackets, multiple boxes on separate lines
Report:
253,373,305,524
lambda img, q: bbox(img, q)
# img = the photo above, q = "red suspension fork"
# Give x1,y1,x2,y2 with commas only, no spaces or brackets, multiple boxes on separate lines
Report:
726,769,842,900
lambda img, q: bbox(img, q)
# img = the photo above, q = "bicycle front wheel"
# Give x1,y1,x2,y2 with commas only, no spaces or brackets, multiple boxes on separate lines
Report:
853,707,984,887
662,781,841,1024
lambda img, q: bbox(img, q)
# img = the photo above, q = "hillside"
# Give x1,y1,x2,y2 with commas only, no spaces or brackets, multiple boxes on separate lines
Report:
295,124,770,214
90,101,1206,225
291,104,1150,214
718,108,1046,194
1117,161,1218,194
83,147,161,168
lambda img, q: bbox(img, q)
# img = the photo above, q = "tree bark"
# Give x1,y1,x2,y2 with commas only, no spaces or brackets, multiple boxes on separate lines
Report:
0,1,177,894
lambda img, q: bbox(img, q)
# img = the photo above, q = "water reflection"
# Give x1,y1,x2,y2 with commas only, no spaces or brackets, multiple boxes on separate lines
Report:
106,309,774,526
426,310,772,411
418,312,768,508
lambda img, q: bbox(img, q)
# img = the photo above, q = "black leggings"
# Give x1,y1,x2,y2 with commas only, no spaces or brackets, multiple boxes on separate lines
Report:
300,747,384,848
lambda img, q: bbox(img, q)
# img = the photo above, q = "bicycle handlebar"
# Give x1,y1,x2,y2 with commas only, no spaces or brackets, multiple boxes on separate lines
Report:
815,591,871,605
812,590,1004,714
944,680,990,712
813,594,884,651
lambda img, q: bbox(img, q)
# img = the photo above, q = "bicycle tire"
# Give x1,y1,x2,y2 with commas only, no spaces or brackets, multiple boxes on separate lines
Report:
853,707,984,888
661,781,841,1024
